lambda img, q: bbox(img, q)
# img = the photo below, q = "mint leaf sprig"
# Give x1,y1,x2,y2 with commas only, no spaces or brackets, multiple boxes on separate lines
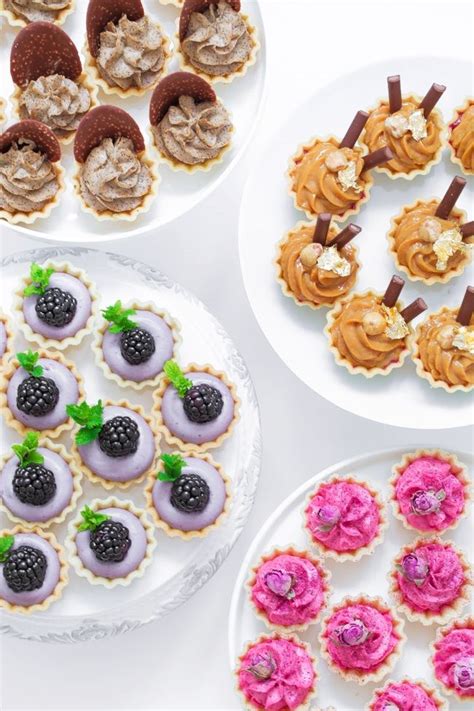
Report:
0,535,14,564
66,400,104,446
102,301,138,334
163,360,192,398
12,432,44,468
24,263,55,297
158,453,187,482
17,350,43,377
78,505,109,532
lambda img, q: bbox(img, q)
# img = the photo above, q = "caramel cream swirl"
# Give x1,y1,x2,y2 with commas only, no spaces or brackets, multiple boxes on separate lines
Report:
416,309,474,389
0,140,59,214
19,75,91,136
451,103,474,173
4,0,71,22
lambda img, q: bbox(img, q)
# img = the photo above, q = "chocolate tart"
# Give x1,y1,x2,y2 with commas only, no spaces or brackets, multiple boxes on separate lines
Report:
73,105,159,221
153,360,240,453
0,526,68,614
145,451,231,539
367,678,447,711
149,71,234,172
65,497,156,588
176,0,259,85
0,433,83,529
93,300,181,391
10,21,98,145
0,119,65,225
0,0,75,28
84,0,171,99
14,260,98,351
430,616,474,703
448,98,474,175
0,311,14,367
0,348,84,439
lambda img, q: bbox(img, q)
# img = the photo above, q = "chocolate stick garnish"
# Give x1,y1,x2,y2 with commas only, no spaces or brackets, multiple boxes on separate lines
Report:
419,83,446,118
362,146,393,171
328,224,361,249
400,298,427,323
382,275,405,307
313,213,331,245
460,221,474,238
339,111,369,149
388,75,402,113
456,286,474,326
435,176,466,219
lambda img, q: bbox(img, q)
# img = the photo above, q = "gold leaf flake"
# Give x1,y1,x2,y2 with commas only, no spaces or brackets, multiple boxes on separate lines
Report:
337,161,362,193
433,228,470,271
381,304,409,340
453,326,474,355
317,246,351,276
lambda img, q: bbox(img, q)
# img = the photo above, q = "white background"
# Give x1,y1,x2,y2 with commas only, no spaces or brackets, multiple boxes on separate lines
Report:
0,1,472,709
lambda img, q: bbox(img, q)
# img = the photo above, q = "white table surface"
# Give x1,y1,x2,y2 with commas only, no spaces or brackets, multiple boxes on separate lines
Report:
0,1,472,709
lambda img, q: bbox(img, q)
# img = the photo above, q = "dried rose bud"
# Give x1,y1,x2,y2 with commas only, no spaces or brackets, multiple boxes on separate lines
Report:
264,569,295,599
334,619,370,646
454,658,474,690
397,553,429,586
382,703,400,711
411,489,445,516
247,653,276,680
316,504,340,531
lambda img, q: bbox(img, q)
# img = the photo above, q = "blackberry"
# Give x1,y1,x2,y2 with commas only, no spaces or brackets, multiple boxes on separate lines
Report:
183,384,223,424
13,464,57,506
35,287,77,328
120,328,155,365
89,520,131,563
3,545,47,593
16,376,59,417
98,416,140,458
170,473,210,513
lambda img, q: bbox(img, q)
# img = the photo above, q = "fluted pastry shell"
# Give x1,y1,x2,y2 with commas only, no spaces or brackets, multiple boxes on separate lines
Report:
0,0,75,27
0,161,65,225
448,98,474,176
0,311,15,367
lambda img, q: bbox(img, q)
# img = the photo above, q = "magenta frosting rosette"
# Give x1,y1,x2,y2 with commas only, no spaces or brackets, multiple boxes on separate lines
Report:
370,679,441,711
432,618,474,699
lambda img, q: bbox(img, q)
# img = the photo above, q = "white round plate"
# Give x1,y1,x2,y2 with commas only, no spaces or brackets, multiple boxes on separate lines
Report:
239,57,473,430
0,246,261,642
0,0,266,241
229,445,473,710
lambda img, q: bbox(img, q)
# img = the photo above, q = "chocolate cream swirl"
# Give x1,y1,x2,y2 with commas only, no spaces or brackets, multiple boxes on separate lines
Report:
182,1,252,77
363,99,443,175
19,75,91,136
279,224,358,306
451,104,474,172
0,140,59,214
4,0,71,22
153,95,232,165
416,309,474,389
79,137,152,214
97,15,166,90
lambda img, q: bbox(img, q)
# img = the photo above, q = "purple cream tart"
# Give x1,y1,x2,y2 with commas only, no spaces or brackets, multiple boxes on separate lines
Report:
148,452,229,538
68,399,157,487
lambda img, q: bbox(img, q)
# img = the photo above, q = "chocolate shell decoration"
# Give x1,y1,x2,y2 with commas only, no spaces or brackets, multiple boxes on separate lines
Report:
86,0,145,57
397,553,429,587
179,0,241,41
149,71,216,126
333,619,370,646
10,21,82,88
74,106,145,163
411,489,445,516
0,120,61,162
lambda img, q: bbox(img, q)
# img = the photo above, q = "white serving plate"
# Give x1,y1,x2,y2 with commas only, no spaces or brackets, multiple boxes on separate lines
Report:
238,56,473,430
0,246,261,642
0,0,266,241
229,446,473,711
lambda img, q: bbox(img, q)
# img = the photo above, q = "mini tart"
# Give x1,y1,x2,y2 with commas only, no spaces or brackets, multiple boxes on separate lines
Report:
93,301,181,391
411,307,474,393
149,72,234,173
176,0,260,85
153,363,240,453
71,399,160,490
145,452,231,539
14,261,98,351
390,449,471,535
388,537,471,626
0,349,84,439
319,595,406,686
360,94,446,180
84,0,171,99
0,526,68,614
73,105,159,222
0,0,75,27
65,497,156,589
303,475,387,563
325,290,412,378
275,220,360,309
246,546,332,633
367,678,447,711
449,98,474,175
0,311,14,367
287,135,373,223
0,119,65,225
0,437,83,528
235,632,318,711
430,616,474,702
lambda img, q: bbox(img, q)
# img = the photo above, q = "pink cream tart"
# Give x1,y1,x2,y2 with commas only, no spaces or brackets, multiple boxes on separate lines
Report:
432,619,474,699
393,455,467,533
369,680,440,710
237,636,316,710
